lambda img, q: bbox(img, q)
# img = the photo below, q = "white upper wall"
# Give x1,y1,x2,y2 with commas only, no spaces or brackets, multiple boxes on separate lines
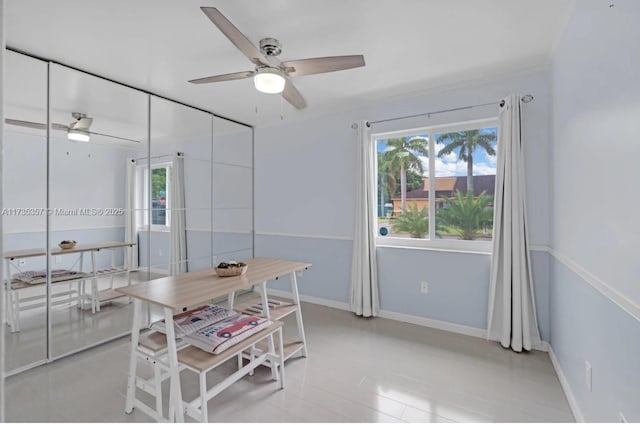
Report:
550,0,640,307
255,70,551,246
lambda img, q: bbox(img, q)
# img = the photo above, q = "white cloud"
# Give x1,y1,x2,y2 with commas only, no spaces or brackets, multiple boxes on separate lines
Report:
396,147,496,178
473,162,497,176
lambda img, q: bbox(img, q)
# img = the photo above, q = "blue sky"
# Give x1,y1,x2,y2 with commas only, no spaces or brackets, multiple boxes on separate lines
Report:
377,127,498,177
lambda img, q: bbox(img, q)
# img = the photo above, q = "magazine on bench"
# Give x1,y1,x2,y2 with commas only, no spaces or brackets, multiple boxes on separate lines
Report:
182,313,272,354
150,304,235,338
13,269,89,285
243,299,285,315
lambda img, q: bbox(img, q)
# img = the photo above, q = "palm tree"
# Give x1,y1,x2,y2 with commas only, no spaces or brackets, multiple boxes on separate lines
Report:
377,152,397,212
436,130,496,192
381,137,428,212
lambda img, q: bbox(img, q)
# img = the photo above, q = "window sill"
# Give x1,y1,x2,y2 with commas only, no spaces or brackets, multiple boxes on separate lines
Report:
376,237,492,255
137,227,171,233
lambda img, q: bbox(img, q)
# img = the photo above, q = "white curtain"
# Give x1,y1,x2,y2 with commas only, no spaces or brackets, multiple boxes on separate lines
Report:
125,159,138,269
169,153,187,275
349,120,379,317
487,95,541,352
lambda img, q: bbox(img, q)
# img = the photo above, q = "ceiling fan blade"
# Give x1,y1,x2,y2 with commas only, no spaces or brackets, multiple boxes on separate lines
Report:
189,70,255,85
200,7,270,67
282,79,306,110
281,55,365,77
51,123,70,131
89,131,140,144
5,118,47,130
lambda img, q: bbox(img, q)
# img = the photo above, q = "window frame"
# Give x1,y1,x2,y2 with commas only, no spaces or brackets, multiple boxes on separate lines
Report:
143,162,172,231
373,117,499,253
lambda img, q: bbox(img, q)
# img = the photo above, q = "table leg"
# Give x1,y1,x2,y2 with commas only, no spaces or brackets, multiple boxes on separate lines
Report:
5,258,15,332
125,298,142,414
90,251,99,313
11,288,20,333
165,306,184,422
79,253,85,309
290,271,308,357
227,291,235,310
257,281,278,381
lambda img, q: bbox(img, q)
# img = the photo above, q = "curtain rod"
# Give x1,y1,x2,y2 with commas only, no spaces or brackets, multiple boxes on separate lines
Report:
364,94,534,127
132,152,182,162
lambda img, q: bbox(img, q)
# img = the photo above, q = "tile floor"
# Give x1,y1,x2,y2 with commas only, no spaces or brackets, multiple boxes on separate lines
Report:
5,301,574,422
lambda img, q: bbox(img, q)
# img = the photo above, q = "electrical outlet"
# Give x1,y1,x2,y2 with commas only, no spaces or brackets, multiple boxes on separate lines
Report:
420,281,429,294
158,249,163,256
585,360,592,392
619,412,627,423
55,256,62,264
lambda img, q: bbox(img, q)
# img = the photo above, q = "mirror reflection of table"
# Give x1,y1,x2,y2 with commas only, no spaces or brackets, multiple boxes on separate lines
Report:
3,241,136,332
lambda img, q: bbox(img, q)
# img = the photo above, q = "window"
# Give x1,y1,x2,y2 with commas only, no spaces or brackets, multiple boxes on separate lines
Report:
143,164,172,229
374,119,498,251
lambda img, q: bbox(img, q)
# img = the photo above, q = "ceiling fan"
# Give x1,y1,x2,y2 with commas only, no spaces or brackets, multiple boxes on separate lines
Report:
5,112,140,143
189,7,366,109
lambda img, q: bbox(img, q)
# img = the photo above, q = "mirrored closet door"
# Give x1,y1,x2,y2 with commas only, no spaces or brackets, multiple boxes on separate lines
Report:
2,50,254,375
2,51,49,371
147,96,213,277
48,64,149,359
212,117,253,262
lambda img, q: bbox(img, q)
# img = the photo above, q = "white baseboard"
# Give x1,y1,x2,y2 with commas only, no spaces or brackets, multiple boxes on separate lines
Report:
548,345,584,422
376,309,488,339
266,288,351,311
266,288,554,352
266,288,489,338
144,267,169,276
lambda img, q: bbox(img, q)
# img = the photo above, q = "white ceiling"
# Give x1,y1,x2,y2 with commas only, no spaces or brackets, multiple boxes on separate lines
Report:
6,0,574,127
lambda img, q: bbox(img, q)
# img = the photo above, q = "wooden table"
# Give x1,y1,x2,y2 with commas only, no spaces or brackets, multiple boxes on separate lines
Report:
3,241,136,331
116,257,311,422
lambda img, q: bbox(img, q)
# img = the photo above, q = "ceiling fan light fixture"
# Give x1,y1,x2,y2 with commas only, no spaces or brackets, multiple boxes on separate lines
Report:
254,67,285,94
68,128,90,142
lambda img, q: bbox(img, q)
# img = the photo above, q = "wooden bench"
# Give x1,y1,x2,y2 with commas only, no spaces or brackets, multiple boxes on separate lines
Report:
178,321,285,423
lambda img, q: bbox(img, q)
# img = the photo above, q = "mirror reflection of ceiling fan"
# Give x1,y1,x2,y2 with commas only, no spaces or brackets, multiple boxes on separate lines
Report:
4,112,140,143
189,7,366,109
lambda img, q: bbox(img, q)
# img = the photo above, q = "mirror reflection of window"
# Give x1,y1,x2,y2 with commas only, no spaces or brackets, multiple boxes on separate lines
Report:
149,165,172,228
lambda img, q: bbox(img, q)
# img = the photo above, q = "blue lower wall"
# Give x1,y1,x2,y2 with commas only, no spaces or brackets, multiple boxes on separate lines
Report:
255,234,550,340
255,234,352,302
377,246,490,329
549,253,640,421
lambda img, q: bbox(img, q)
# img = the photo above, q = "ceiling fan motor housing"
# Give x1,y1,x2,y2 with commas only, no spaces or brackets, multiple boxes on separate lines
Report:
260,38,282,56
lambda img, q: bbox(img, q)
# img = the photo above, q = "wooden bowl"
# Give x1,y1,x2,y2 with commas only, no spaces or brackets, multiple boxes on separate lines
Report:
214,265,248,277
58,241,77,250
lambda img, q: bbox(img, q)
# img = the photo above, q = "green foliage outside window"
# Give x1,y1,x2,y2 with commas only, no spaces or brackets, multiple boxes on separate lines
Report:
392,203,429,238
437,190,493,240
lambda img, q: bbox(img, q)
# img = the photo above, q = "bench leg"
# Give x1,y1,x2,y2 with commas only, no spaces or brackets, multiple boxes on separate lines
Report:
278,327,285,389
249,345,255,376
199,372,208,422
153,361,163,417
